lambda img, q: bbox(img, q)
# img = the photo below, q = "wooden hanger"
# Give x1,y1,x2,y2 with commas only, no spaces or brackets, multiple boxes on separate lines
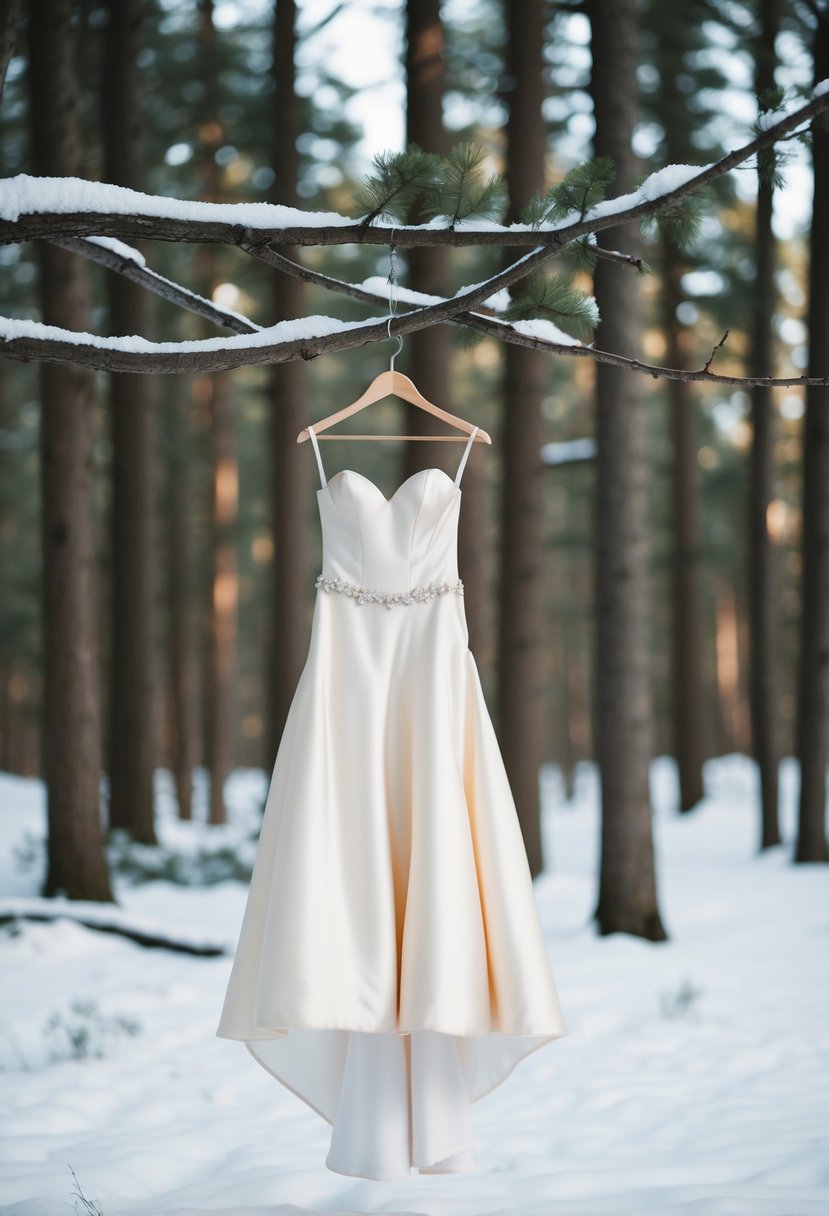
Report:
296,334,491,446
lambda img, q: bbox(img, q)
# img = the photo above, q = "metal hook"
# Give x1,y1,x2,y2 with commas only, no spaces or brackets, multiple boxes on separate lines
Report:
388,328,403,372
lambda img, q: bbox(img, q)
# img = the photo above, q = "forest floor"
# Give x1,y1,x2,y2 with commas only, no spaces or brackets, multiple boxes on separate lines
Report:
0,754,826,1216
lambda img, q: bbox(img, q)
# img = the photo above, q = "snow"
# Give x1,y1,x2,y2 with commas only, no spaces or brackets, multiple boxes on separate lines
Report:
491,316,584,347
0,283,576,359
52,236,264,333
1,753,827,1215
0,895,229,954
583,163,708,224
0,311,385,355
359,275,512,314
84,235,147,266
2,90,825,255
0,165,710,239
359,274,444,308
0,175,360,229
757,108,781,132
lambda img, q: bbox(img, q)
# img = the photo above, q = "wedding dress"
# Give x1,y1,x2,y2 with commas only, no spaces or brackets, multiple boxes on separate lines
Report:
216,424,569,1179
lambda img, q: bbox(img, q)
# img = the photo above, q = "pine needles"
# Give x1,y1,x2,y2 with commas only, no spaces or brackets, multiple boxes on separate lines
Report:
520,156,617,228
352,145,445,227
426,142,509,225
755,85,795,191
352,141,508,228
502,272,599,341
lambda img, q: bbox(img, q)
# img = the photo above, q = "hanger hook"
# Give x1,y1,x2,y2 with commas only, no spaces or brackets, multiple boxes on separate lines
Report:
388,328,403,373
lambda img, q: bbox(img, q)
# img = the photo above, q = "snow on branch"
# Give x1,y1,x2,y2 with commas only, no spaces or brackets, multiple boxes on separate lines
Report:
2,86,828,375
0,240,561,373
1,87,827,253
53,235,261,334
256,248,829,388
0,896,230,956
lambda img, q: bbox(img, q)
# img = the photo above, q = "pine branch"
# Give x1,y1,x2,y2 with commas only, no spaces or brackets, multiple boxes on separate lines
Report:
641,192,704,250
521,156,616,227
460,315,827,387
56,225,643,345
352,144,443,227
421,142,509,226
502,272,599,340
756,85,794,190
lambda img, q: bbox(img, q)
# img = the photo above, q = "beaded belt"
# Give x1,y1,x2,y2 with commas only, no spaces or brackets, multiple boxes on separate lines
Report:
315,573,464,608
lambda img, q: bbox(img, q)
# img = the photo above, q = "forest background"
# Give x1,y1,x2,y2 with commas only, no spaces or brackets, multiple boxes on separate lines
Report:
0,0,827,922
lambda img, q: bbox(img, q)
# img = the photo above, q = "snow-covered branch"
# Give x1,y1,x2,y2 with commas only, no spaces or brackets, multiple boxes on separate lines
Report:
54,236,261,334
257,249,829,388
2,84,828,375
1,86,827,252
0,241,563,372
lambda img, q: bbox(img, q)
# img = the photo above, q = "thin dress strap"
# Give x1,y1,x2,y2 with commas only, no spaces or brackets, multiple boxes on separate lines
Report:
454,425,480,487
308,426,327,488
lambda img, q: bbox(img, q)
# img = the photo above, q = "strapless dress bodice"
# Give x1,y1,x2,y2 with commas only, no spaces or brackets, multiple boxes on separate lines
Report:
316,467,463,594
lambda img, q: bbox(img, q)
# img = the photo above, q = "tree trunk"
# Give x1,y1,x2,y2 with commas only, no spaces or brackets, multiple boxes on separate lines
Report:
204,370,238,825
662,242,706,811
587,0,665,939
795,9,829,863
28,0,113,901
0,0,21,98
103,0,157,844
404,0,452,476
198,0,238,824
402,0,493,668
266,0,311,767
0,367,19,775
165,384,197,820
749,0,782,850
497,0,548,878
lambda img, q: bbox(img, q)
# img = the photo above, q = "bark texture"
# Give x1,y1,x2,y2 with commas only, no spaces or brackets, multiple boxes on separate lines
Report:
497,0,548,878
663,248,706,811
104,0,158,843
749,0,783,850
28,0,113,900
266,0,312,766
587,0,666,938
795,9,829,862
403,0,493,675
198,0,239,824
165,384,197,820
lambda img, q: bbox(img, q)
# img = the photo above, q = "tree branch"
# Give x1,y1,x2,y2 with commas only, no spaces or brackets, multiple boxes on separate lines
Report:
1,87,826,250
703,329,729,373
0,903,228,956
0,240,561,372
593,243,646,272
3,87,828,375
253,248,829,387
53,236,260,333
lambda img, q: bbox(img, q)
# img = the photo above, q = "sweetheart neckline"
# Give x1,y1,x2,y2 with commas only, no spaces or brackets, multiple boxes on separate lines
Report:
316,466,461,505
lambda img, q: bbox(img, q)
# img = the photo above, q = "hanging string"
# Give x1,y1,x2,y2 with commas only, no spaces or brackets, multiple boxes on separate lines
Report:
387,224,402,372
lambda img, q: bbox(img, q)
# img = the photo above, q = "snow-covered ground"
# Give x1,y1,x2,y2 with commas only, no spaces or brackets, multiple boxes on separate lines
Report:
0,754,826,1216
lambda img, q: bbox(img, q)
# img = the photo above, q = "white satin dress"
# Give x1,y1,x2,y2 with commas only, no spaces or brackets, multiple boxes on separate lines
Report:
216,424,569,1180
